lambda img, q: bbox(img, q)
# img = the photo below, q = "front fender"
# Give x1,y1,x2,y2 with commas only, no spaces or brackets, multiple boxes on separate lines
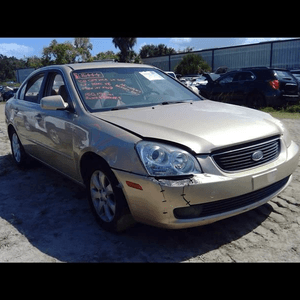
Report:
79,118,147,176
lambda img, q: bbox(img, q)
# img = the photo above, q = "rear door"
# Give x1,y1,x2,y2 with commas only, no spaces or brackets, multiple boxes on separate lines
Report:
13,71,47,158
232,71,256,103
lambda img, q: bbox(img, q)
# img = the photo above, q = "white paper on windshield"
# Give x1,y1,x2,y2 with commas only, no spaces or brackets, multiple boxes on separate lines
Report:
139,71,164,81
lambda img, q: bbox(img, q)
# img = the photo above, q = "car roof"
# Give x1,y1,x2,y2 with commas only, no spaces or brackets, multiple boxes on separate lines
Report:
22,62,158,87
31,62,156,76
66,62,155,70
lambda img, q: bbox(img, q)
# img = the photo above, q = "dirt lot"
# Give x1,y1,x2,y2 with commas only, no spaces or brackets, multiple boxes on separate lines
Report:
1,103,300,262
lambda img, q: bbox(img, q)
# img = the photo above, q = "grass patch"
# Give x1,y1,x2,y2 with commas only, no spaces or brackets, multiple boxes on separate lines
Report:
260,104,300,119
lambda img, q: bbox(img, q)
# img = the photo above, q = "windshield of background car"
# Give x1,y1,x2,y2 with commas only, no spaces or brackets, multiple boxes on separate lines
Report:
72,67,201,111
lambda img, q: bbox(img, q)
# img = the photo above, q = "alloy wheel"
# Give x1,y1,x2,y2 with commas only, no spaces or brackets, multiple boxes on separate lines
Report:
90,170,116,222
12,133,21,163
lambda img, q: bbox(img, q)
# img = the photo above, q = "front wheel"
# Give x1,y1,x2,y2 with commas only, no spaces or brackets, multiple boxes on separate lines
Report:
87,164,136,233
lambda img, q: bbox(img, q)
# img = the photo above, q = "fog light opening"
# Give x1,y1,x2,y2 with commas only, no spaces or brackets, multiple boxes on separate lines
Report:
174,205,203,219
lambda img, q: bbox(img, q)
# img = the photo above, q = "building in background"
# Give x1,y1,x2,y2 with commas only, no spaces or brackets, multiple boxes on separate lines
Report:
142,39,300,72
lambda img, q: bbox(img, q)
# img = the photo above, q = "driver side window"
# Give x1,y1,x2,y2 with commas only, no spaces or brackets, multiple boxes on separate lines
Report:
44,72,70,104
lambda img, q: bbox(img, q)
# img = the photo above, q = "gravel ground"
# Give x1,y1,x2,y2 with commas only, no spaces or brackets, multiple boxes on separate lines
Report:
0,103,300,262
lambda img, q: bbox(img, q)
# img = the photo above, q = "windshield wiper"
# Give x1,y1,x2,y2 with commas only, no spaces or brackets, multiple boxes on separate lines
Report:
161,101,185,105
110,106,128,111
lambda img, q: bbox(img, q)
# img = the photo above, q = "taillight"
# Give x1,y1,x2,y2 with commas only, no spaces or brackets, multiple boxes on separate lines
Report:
269,79,280,90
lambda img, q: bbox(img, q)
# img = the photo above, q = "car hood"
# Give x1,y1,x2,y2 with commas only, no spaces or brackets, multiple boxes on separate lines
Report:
92,100,283,154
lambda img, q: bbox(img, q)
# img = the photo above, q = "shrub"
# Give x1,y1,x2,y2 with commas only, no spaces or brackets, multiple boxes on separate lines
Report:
285,104,300,113
174,53,211,76
261,107,276,113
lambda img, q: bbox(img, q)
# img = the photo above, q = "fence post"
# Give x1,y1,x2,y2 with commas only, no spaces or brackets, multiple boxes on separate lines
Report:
270,42,273,68
212,49,214,71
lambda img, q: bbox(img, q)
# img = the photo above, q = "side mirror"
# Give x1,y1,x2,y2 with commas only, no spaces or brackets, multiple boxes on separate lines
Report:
40,95,69,110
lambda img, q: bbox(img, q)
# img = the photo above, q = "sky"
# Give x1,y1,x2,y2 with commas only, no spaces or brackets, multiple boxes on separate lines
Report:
0,37,296,59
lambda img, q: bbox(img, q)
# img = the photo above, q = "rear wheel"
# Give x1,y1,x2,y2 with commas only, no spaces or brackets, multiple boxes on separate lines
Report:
86,162,136,233
10,129,28,168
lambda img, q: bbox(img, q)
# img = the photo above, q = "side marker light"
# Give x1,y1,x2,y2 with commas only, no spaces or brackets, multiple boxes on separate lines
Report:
126,181,143,190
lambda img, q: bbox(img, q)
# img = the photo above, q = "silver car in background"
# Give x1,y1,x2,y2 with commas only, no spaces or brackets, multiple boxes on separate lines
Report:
5,62,299,232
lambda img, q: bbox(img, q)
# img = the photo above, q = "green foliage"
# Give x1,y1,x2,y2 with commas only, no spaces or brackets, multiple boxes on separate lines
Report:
174,53,211,75
0,54,27,81
74,37,93,62
261,103,300,119
25,56,44,69
93,51,119,61
42,38,93,65
285,104,300,113
112,38,137,62
139,44,176,58
260,106,277,113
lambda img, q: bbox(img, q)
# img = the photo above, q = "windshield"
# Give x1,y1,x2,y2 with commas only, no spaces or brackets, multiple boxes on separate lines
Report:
72,67,201,111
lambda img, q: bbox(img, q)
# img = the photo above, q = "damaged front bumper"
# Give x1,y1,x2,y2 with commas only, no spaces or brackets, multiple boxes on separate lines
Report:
113,140,299,229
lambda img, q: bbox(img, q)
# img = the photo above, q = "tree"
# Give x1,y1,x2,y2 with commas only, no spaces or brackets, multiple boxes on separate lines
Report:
25,55,43,69
139,44,156,58
112,38,137,62
174,53,211,75
93,51,119,61
42,39,77,65
74,37,93,62
42,38,93,65
139,44,176,58
177,46,195,53
157,44,176,56
0,54,26,82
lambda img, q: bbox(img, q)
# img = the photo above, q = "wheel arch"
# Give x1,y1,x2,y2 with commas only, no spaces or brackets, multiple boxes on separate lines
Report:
246,91,266,108
80,151,111,185
7,124,16,140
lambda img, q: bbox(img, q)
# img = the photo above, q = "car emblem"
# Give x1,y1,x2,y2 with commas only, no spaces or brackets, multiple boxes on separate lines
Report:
252,150,264,161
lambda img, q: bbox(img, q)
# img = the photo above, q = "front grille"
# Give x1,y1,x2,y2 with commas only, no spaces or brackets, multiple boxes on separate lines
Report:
211,136,281,172
174,176,290,219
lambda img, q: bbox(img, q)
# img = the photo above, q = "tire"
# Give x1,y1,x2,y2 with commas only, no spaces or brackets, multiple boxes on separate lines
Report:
246,93,266,109
9,129,28,168
86,162,136,233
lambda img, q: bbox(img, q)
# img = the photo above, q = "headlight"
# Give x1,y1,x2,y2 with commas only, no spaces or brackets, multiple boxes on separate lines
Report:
270,117,292,147
282,125,292,148
136,141,202,177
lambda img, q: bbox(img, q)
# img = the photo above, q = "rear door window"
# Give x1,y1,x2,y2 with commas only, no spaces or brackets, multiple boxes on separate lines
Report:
218,73,235,84
238,72,255,81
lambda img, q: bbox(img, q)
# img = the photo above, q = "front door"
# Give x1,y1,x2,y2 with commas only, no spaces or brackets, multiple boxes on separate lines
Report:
34,71,79,180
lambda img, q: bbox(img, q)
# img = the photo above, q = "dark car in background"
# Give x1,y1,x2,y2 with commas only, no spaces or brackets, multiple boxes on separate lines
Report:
0,86,18,102
197,67,299,108
290,70,300,83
